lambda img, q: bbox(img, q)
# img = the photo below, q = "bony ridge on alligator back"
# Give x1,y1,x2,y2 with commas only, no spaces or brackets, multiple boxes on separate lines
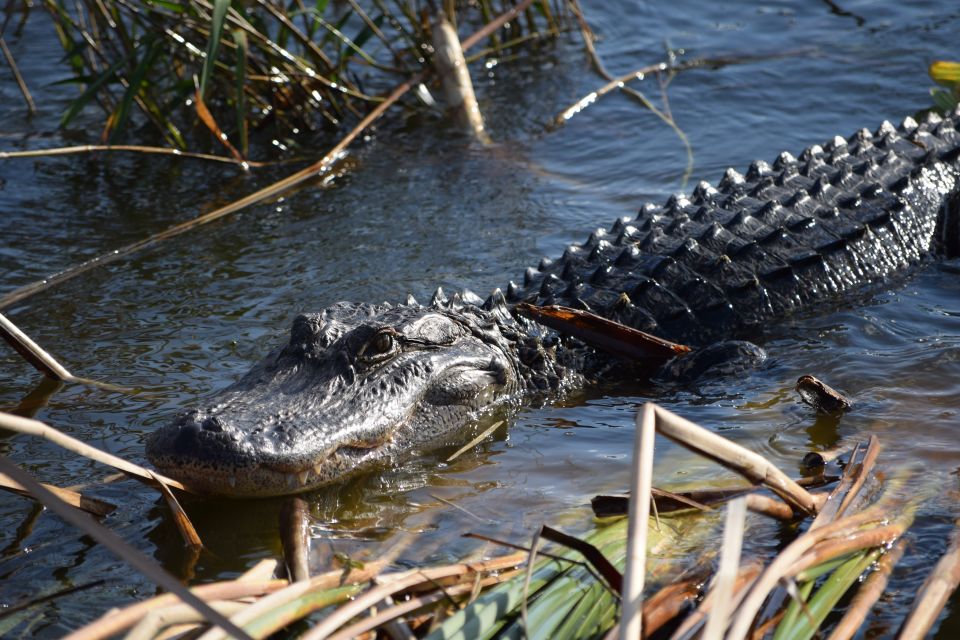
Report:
147,107,960,497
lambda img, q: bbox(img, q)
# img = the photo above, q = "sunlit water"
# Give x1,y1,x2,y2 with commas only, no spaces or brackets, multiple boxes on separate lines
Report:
1,1,959,636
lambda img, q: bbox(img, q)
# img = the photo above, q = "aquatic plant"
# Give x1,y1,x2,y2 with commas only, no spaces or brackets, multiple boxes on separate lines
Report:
41,0,563,153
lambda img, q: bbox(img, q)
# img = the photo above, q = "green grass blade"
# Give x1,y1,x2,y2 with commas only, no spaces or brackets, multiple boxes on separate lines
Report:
199,0,231,98
60,54,131,127
107,38,161,143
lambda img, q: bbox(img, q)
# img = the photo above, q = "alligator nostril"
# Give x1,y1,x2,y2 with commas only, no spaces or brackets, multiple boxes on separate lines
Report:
201,416,224,432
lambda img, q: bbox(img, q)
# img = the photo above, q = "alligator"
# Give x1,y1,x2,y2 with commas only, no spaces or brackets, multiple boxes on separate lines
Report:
147,108,960,497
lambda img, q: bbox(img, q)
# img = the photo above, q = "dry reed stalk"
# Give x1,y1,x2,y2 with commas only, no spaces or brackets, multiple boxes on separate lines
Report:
0,455,253,640
897,519,960,639
431,13,489,142
0,144,268,166
620,402,657,640
0,36,35,113
66,564,284,640
826,539,906,640
446,420,503,462
280,496,311,582
668,564,762,640
649,403,818,515
702,497,746,640
0,412,189,492
725,508,886,640
0,471,116,516
124,600,248,640
787,522,906,578
0,312,74,381
295,552,528,640
324,571,521,640
835,435,880,517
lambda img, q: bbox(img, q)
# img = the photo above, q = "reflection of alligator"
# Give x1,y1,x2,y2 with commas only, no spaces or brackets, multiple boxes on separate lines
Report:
148,110,960,497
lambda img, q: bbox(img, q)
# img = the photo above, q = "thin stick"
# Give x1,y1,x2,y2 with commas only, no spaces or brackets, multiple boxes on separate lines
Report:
702,497,746,640
0,72,422,311
651,404,817,515
897,519,960,639
446,420,503,462
0,36,35,113
0,471,116,517
0,312,74,380
0,412,189,492
0,144,268,166
0,455,253,640
620,402,656,640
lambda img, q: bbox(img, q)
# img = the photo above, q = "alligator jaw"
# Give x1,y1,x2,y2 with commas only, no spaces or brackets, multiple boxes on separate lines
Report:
146,302,524,497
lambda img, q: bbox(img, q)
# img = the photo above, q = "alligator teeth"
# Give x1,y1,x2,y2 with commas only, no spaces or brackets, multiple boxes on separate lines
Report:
297,470,310,486
287,474,298,490
228,476,237,488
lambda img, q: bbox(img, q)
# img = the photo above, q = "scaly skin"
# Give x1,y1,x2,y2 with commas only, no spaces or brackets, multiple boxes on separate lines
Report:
147,108,960,497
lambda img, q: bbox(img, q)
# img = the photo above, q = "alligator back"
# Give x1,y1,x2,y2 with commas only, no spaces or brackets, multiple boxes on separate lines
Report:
510,111,960,345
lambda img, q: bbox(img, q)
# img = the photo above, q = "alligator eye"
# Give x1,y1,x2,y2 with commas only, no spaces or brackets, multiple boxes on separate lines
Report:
359,330,397,363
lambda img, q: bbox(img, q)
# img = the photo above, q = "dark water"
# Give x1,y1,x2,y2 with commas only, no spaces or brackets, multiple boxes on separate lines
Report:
1,0,959,636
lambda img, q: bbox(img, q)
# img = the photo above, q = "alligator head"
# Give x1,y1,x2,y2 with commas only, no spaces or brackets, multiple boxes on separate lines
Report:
147,294,564,497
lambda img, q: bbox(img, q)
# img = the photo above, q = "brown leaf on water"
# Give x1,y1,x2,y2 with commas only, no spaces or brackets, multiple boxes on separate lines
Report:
515,302,690,362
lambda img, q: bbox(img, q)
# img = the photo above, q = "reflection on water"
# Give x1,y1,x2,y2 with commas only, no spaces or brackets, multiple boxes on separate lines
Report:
1,0,959,636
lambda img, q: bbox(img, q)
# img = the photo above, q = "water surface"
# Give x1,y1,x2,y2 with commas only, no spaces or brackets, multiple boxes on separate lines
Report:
1,1,959,636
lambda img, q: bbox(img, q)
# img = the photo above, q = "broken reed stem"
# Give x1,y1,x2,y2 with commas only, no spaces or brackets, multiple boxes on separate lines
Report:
0,455,254,640
826,538,906,640
0,471,115,516
702,497,746,640
897,518,960,639
431,13,490,142
324,572,521,640
649,403,817,515
668,564,762,640
296,552,528,640
835,435,880,517
0,312,74,381
125,601,249,640
0,36,35,113
0,412,189,492
0,144,268,166
620,402,656,640
725,507,887,640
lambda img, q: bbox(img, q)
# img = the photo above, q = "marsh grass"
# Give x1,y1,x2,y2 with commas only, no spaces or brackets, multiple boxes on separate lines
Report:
38,0,565,152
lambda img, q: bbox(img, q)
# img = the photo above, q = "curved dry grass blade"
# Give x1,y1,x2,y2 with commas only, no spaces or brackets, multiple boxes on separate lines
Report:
150,470,203,551
703,497,746,640
0,311,74,381
125,600,247,640
826,538,906,640
0,69,424,312
897,518,960,639
0,412,189,492
835,435,879,517
621,402,657,640
296,553,527,640
446,420,503,462
195,87,244,162
0,144,266,165
650,404,817,515
65,578,287,640
461,0,537,50
521,525,543,636
0,471,115,517
0,455,253,640
0,36,34,113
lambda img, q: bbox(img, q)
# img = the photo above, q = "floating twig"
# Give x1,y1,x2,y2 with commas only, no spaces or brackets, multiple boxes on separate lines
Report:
0,312,74,381
0,471,116,517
